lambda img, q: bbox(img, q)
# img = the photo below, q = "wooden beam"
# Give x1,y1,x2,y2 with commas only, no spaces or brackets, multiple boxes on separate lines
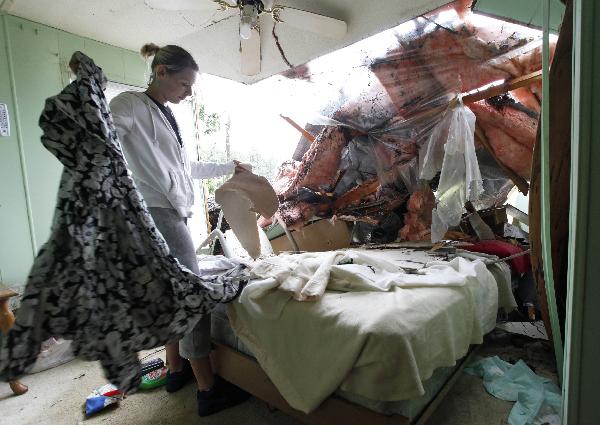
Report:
463,70,542,104
530,0,573,361
474,124,530,195
280,115,316,143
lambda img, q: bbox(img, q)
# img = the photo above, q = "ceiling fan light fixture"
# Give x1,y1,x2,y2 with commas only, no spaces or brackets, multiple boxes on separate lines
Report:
261,0,275,11
240,20,252,39
240,2,258,39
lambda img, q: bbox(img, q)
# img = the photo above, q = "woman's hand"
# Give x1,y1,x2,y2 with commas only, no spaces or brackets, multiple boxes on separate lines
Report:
69,53,80,74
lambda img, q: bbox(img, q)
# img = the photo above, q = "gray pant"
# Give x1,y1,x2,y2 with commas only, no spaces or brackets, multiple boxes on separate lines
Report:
148,207,211,359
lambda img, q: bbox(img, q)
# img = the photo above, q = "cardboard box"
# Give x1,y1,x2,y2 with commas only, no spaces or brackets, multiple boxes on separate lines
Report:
270,219,351,254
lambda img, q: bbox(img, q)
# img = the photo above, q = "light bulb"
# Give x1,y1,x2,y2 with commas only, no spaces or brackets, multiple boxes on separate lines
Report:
240,20,252,39
240,3,257,40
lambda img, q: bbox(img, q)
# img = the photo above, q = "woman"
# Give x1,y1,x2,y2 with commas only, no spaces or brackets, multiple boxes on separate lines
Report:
110,43,247,416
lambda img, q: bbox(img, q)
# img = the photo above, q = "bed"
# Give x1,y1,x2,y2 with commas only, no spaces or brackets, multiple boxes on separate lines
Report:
205,246,515,424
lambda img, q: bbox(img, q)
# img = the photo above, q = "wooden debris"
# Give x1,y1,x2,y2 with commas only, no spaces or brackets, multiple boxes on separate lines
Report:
333,180,380,210
280,115,316,143
463,70,542,105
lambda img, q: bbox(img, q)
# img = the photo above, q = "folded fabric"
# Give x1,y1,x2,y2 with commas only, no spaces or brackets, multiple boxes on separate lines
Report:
465,356,561,425
0,52,247,393
215,169,278,258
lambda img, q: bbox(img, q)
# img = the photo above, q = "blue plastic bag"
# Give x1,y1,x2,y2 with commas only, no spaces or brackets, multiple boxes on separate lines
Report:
465,356,561,425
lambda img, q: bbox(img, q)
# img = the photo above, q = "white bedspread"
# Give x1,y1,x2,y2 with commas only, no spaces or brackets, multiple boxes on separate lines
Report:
228,249,502,413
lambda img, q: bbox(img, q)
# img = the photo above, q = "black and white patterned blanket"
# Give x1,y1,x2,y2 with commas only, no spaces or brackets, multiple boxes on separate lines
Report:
0,52,247,392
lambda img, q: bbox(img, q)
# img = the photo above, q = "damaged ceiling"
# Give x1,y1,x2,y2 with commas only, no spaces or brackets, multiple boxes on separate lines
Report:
0,0,450,84
266,2,551,241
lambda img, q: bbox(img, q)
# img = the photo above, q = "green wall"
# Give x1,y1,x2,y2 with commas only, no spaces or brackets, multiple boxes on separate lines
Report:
473,0,565,33
0,14,146,291
563,0,600,423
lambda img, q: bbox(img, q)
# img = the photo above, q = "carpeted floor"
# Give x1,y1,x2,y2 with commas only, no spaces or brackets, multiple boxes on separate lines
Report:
1,328,556,425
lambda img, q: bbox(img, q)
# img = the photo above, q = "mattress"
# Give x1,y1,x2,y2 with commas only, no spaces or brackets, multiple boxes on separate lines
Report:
211,303,460,420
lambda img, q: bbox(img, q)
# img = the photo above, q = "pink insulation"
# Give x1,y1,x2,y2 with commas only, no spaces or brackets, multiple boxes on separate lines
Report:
280,126,349,199
398,185,436,241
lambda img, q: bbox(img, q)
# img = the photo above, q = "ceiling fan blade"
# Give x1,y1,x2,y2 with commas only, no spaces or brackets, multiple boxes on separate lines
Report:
241,25,261,76
276,7,347,39
144,0,216,11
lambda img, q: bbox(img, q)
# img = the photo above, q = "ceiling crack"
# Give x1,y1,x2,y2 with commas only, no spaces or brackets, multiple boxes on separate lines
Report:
272,20,293,69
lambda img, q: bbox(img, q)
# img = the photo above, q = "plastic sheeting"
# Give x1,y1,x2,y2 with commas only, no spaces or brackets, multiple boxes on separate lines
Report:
270,0,547,235
335,136,378,196
424,100,483,241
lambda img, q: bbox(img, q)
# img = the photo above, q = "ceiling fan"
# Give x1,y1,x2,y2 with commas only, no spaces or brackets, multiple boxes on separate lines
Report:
144,0,347,76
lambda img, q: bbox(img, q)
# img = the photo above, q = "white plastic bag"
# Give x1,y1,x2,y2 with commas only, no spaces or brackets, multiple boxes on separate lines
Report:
424,100,483,242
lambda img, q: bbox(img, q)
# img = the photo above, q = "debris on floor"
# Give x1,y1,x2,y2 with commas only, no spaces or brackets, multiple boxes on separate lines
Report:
465,355,561,425
480,328,557,385
83,357,166,416
496,321,549,341
139,366,168,390
84,383,122,416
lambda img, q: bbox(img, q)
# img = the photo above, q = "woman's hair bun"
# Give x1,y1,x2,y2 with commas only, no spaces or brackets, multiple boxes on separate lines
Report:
140,43,161,59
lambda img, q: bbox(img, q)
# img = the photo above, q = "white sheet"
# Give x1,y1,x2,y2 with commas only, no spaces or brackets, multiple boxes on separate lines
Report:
228,249,501,413
239,249,500,328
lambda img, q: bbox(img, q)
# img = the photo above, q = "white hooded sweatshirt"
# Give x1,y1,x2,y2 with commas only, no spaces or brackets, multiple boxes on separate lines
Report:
110,91,234,217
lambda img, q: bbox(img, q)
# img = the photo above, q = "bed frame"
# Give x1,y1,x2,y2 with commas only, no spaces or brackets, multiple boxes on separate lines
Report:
210,341,479,425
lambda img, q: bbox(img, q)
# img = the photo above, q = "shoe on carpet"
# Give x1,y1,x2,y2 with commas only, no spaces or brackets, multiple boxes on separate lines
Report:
196,376,251,416
165,360,193,393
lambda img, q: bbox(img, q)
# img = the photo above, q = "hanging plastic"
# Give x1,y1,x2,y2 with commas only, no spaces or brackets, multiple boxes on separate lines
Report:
430,100,483,242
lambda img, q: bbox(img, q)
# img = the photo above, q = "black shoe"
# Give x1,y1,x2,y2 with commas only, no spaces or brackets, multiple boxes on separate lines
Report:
215,375,251,404
196,376,251,417
165,360,193,393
